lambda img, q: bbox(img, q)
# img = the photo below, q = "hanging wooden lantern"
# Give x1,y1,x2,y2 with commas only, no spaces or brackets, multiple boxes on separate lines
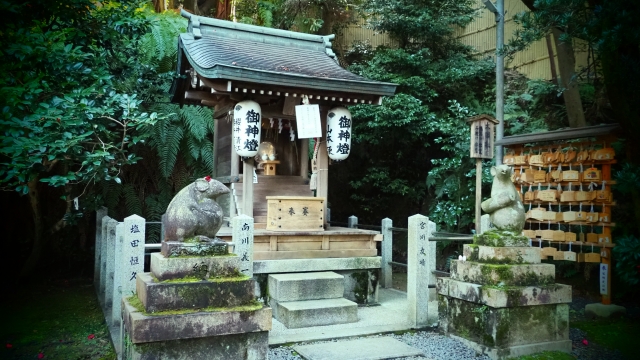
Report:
467,114,499,159
326,107,352,161
233,100,262,157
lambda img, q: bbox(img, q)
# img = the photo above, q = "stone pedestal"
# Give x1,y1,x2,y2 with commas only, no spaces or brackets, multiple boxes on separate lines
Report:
437,230,572,359
123,244,271,359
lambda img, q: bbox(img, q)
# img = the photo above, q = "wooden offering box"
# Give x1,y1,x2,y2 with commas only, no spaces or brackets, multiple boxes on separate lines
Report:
266,196,325,231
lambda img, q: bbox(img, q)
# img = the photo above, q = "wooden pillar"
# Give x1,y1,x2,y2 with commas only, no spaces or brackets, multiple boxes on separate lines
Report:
212,118,219,177
242,158,254,217
475,159,482,234
317,114,329,228
300,138,309,179
601,159,612,304
231,152,239,177
601,247,612,305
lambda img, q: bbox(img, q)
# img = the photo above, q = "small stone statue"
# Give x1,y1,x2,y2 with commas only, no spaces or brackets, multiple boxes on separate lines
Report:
163,176,230,242
481,165,525,232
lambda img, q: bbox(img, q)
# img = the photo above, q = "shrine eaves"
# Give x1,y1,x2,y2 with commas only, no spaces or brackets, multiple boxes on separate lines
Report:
169,9,397,116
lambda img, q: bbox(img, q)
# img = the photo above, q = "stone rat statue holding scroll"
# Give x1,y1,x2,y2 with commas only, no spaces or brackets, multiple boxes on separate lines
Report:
481,165,525,232
163,176,230,241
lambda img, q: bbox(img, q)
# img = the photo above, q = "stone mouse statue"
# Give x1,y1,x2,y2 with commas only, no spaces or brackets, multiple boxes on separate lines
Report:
163,176,230,241
481,164,525,232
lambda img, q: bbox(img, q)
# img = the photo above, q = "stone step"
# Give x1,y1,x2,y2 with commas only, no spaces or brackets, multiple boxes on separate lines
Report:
437,277,572,308
268,271,344,302
450,260,556,286
136,273,255,312
463,244,541,264
271,298,357,329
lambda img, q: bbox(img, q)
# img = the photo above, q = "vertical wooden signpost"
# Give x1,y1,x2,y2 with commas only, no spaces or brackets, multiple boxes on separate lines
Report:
467,115,499,234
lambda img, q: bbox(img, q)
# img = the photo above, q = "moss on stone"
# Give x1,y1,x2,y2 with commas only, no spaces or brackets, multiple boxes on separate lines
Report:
475,263,555,286
126,295,263,316
474,230,528,247
158,272,247,284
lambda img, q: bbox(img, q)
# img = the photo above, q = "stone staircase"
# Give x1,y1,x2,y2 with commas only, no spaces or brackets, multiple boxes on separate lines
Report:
268,271,358,328
232,175,312,226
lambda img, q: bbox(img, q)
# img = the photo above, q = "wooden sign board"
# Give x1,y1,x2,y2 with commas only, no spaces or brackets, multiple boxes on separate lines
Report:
467,115,498,159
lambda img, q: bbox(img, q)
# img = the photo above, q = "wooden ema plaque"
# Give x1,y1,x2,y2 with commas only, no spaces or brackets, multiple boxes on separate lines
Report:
562,170,580,181
266,196,325,231
560,190,575,202
598,228,612,244
541,245,557,257
564,251,577,261
564,232,577,242
552,230,565,242
586,211,599,223
553,250,565,260
578,252,601,263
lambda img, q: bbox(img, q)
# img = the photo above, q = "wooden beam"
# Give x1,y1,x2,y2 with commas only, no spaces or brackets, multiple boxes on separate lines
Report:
200,78,232,93
495,124,620,146
185,91,219,102
283,96,298,116
213,98,235,118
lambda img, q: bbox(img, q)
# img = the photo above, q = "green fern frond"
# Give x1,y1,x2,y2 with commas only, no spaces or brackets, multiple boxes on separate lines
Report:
186,136,201,161
122,184,143,216
180,105,212,141
200,137,214,172
158,124,184,178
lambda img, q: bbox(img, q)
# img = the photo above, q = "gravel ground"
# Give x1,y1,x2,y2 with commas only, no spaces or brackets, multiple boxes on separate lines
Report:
268,293,635,360
268,332,491,360
269,327,630,360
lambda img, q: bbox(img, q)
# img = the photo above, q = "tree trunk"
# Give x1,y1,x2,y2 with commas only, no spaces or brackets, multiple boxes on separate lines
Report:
19,178,44,279
552,28,586,128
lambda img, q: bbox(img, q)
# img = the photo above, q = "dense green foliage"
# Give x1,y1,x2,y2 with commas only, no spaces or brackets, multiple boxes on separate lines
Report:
0,0,161,193
233,0,361,34
328,0,495,230
0,1,217,276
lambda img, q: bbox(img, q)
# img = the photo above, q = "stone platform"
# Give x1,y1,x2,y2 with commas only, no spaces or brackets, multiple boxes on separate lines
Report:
438,237,572,359
123,246,271,359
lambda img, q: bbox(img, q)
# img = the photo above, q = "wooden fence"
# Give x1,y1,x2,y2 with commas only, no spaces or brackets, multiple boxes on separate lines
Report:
336,0,590,81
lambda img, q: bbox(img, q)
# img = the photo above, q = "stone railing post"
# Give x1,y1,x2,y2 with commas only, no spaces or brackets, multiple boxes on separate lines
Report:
94,207,108,293
348,215,358,229
407,214,436,328
104,218,118,315
111,222,125,326
122,215,146,296
232,215,254,278
381,218,393,288
99,215,112,305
